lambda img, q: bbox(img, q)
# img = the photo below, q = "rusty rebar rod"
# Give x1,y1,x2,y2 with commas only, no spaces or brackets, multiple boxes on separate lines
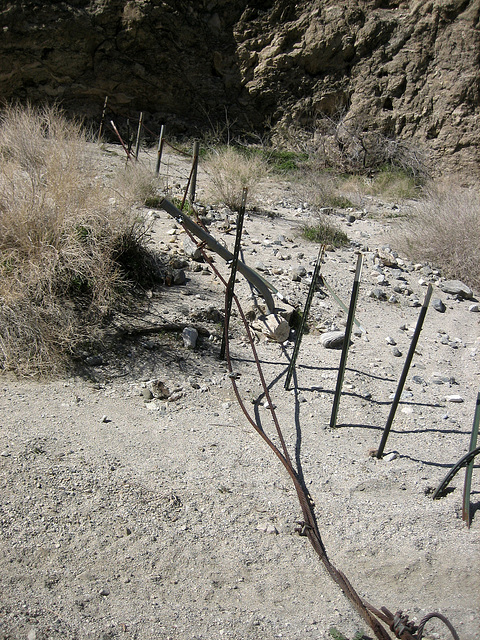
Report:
134,112,144,160
159,197,276,311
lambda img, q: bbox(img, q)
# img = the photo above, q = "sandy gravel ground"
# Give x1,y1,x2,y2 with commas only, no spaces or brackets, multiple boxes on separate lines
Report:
1,146,479,640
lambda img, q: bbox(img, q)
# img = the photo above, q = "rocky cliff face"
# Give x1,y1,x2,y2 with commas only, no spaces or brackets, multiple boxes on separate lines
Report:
1,0,479,175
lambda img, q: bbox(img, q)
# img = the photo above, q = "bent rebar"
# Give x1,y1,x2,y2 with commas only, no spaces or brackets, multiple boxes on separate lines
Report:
158,196,276,311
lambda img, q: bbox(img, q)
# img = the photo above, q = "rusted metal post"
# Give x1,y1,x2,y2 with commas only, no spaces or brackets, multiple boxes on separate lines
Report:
97,96,108,143
463,391,480,527
134,112,144,160
110,120,133,160
155,125,165,175
188,141,200,205
376,284,433,458
159,196,275,311
284,246,325,390
220,188,247,360
330,253,363,428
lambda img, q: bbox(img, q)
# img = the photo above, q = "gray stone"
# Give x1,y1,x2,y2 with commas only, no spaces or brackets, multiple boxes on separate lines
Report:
469,303,480,312
432,298,446,313
369,288,387,301
173,269,186,285
141,388,154,401
439,280,473,299
291,265,307,281
182,326,198,349
319,330,346,349
183,237,203,261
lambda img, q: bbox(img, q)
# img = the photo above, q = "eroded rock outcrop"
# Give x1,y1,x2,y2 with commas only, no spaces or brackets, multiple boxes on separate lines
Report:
1,0,479,174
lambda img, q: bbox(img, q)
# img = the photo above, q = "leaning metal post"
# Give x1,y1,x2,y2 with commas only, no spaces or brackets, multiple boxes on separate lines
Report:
284,245,325,390
463,391,480,527
376,284,433,458
159,197,276,311
330,253,363,429
220,189,247,360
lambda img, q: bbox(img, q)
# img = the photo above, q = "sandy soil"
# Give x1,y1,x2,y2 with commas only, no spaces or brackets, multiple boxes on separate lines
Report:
1,146,479,640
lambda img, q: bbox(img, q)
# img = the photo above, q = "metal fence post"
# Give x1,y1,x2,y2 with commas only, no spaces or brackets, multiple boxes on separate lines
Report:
330,253,363,429
376,284,433,458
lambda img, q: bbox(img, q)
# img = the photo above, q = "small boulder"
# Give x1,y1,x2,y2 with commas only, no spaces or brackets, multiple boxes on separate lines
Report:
182,326,198,349
439,280,473,299
319,331,346,349
251,314,290,343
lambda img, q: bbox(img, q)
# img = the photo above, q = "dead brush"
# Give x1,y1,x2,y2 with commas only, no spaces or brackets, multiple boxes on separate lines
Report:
398,181,480,290
203,145,269,211
0,104,161,375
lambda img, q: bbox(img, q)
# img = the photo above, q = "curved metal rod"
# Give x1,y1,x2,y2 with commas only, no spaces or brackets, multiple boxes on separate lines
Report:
158,196,276,311
432,445,480,500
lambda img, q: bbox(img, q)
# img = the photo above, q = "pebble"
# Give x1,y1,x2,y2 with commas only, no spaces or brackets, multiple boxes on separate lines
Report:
383,452,398,462
469,303,480,312
392,347,402,357
99,587,110,596
386,336,396,345
368,288,387,301
446,395,464,403
432,298,446,313
291,265,307,281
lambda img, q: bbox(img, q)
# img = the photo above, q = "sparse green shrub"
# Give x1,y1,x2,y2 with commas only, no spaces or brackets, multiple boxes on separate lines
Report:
0,104,160,375
203,146,269,211
398,181,480,290
301,215,349,247
244,147,309,173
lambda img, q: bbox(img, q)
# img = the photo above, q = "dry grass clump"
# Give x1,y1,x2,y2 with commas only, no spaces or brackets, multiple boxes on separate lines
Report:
398,181,480,290
0,104,160,375
203,145,269,211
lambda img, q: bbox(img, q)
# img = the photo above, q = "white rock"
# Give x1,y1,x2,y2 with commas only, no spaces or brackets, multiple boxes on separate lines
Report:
384,452,399,462
446,395,464,403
